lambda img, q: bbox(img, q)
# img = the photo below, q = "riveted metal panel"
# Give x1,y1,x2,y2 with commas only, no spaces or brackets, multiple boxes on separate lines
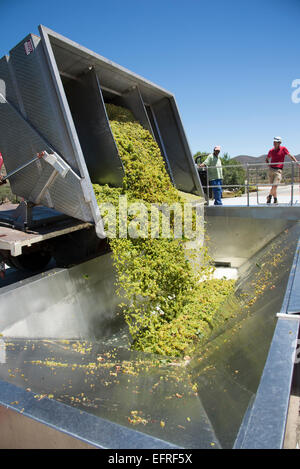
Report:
0,95,94,224
0,34,105,234
0,56,20,111
9,34,77,169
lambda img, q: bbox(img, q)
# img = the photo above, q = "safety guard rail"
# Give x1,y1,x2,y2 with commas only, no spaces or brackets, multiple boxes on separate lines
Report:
198,160,300,206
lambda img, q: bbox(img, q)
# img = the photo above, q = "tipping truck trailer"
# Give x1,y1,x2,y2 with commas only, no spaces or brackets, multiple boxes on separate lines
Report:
0,25,203,271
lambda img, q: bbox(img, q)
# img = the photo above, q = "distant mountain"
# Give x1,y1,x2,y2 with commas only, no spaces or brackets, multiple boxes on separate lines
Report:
232,154,300,166
233,155,266,165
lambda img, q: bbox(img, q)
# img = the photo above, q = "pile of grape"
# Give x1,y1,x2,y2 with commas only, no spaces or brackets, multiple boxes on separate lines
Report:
93,104,235,357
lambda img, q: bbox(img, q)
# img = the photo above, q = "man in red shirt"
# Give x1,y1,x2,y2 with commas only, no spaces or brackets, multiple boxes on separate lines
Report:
0,152,6,186
265,137,299,204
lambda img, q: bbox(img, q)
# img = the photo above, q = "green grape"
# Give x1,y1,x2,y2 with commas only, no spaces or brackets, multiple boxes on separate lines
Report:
93,104,235,357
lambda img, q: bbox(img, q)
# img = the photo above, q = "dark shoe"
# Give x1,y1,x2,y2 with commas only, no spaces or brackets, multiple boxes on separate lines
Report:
267,195,272,204
274,197,278,204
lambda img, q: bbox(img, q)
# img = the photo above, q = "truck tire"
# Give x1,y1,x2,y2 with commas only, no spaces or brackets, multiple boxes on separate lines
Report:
51,229,109,267
7,250,52,272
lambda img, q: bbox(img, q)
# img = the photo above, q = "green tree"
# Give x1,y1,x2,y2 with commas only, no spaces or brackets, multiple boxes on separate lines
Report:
221,153,246,192
193,151,209,164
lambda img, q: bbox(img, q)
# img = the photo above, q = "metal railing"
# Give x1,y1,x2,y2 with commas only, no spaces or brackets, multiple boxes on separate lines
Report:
198,161,300,206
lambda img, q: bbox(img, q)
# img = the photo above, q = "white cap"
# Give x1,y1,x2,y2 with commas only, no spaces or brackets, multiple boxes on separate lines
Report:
274,136,282,143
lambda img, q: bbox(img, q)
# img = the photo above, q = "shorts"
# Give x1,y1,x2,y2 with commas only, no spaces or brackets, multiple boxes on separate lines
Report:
269,167,282,185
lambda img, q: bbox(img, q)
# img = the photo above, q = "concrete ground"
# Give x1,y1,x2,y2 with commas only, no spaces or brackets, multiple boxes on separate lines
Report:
284,395,300,449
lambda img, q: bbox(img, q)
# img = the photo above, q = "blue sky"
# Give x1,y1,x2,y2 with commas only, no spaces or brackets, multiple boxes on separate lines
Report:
1,0,299,157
